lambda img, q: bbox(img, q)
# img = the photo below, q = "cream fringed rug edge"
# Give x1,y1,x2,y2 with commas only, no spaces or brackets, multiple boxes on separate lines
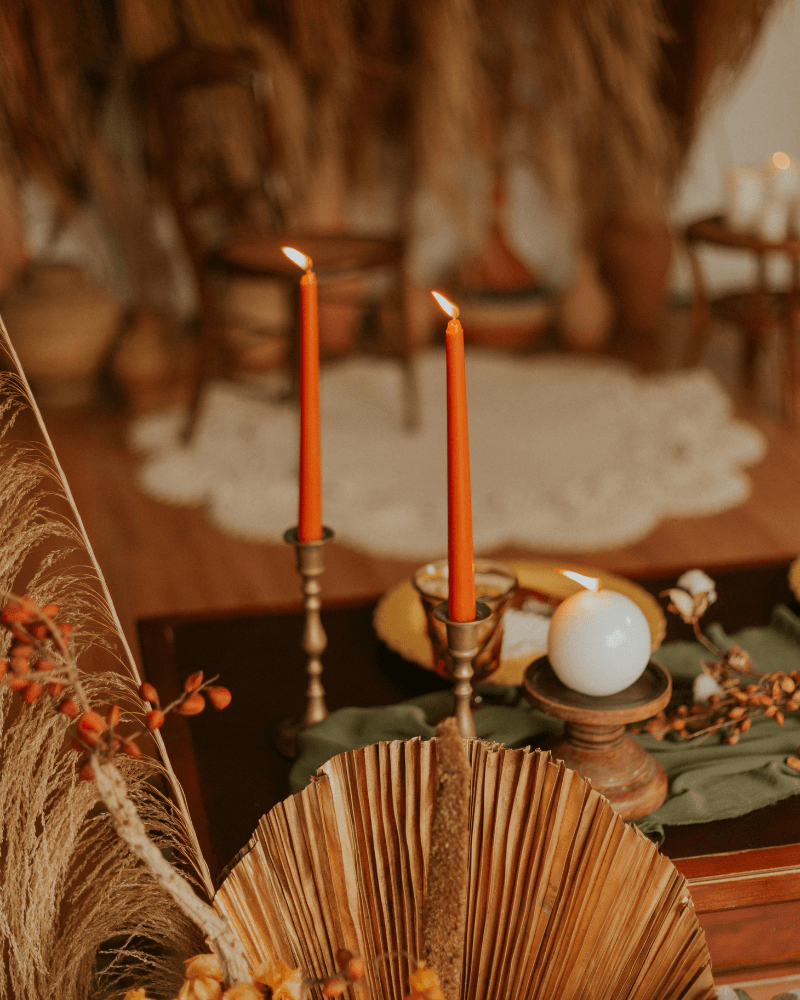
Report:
129,350,767,559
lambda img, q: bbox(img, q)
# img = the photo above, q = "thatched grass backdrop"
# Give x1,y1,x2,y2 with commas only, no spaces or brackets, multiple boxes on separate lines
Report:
0,0,785,297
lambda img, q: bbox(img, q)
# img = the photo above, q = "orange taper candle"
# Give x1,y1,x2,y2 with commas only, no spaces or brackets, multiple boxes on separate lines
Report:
283,247,322,541
432,291,476,622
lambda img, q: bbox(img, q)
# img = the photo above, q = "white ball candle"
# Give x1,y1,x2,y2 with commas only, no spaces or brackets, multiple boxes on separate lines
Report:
547,578,652,697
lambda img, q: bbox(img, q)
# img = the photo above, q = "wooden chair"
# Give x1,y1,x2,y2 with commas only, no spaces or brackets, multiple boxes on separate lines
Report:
684,215,800,423
143,44,419,439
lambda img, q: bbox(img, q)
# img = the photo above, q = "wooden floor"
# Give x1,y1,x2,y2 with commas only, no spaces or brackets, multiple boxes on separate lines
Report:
35,312,800,665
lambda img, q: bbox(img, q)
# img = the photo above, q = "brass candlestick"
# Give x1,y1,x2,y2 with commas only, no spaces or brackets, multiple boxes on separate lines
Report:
284,526,334,728
433,601,491,739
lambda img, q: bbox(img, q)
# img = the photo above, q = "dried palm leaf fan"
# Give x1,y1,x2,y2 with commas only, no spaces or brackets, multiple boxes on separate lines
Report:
217,736,715,1000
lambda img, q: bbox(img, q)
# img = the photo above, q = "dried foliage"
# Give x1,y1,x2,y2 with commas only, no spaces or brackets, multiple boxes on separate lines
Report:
0,0,784,288
151,947,440,1000
660,0,785,154
639,659,800,744
0,320,210,878
0,593,231,779
0,0,113,207
134,0,779,234
0,672,205,1000
509,0,676,225
633,569,800,744
0,320,218,998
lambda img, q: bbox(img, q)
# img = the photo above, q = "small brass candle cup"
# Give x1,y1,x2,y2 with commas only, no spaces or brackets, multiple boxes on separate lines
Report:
433,601,492,739
413,559,517,683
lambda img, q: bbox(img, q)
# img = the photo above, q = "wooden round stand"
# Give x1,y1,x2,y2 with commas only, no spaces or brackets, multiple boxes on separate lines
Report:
523,656,672,821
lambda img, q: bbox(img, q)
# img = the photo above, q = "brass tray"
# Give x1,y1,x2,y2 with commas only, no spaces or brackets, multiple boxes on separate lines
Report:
373,559,667,686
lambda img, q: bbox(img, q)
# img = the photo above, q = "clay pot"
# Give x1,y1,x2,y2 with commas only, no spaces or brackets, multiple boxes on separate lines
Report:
1,264,122,406
459,290,553,349
318,300,361,356
222,276,291,371
317,273,364,356
597,216,674,341
221,274,360,362
113,308,191,412
559,251,616,353
455,212,549,349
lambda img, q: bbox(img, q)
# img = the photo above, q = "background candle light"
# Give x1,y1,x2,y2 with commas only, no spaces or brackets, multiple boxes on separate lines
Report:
547,570,651,697
757,197,790,243
432,291,476,623
283,246,322,542
724,165,764,232
767,150,800,199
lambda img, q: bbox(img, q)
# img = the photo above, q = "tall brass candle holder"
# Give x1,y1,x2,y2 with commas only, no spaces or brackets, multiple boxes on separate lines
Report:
284,526,335,729
433,601,491,739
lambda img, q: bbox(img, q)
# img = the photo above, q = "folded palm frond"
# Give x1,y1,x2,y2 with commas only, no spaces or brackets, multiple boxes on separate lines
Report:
218,738,716,1000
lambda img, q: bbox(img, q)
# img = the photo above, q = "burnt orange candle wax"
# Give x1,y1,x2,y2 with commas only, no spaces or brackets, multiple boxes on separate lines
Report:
432,291,476,622
283,247,322,541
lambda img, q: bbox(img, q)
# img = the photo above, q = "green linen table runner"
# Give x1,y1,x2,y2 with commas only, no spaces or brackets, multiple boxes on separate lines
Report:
290,605,800,842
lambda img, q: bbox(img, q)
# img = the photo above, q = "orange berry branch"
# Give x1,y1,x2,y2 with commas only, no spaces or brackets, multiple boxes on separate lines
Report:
630,570,800,746
1,592,451,999
0,592,250,989
0,593,233,777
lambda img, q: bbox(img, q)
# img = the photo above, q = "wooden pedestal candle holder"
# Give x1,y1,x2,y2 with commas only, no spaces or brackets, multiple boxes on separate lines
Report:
523,656,672,821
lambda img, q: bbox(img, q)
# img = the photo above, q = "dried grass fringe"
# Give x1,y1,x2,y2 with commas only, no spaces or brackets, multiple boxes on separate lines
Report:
0,0,784,282
132,0,781,234
0,320,209,998
0,679,205,1000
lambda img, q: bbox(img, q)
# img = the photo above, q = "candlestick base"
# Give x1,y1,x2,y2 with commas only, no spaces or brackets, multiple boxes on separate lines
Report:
523,656,671,821
281,526,335,752
433,602,492,739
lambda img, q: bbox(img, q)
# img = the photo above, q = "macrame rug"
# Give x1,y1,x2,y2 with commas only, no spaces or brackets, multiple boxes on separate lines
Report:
129,350,766,558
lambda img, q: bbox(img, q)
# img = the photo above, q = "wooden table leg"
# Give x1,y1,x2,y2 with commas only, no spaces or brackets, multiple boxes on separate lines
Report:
745,251,771,389
398,266,420,432
685,240,712,367
182,280,223,444
787,256,800,424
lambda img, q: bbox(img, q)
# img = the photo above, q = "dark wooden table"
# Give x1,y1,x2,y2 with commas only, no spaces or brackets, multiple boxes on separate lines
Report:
139,558,800,986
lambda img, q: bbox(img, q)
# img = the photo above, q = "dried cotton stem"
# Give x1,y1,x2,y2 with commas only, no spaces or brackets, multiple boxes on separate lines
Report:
422,717,471,1000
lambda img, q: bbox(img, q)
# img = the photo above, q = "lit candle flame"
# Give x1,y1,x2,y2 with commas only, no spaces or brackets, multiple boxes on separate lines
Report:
432,290,459,319
282,246,313,270
773,151,791,171
559,569,600,592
